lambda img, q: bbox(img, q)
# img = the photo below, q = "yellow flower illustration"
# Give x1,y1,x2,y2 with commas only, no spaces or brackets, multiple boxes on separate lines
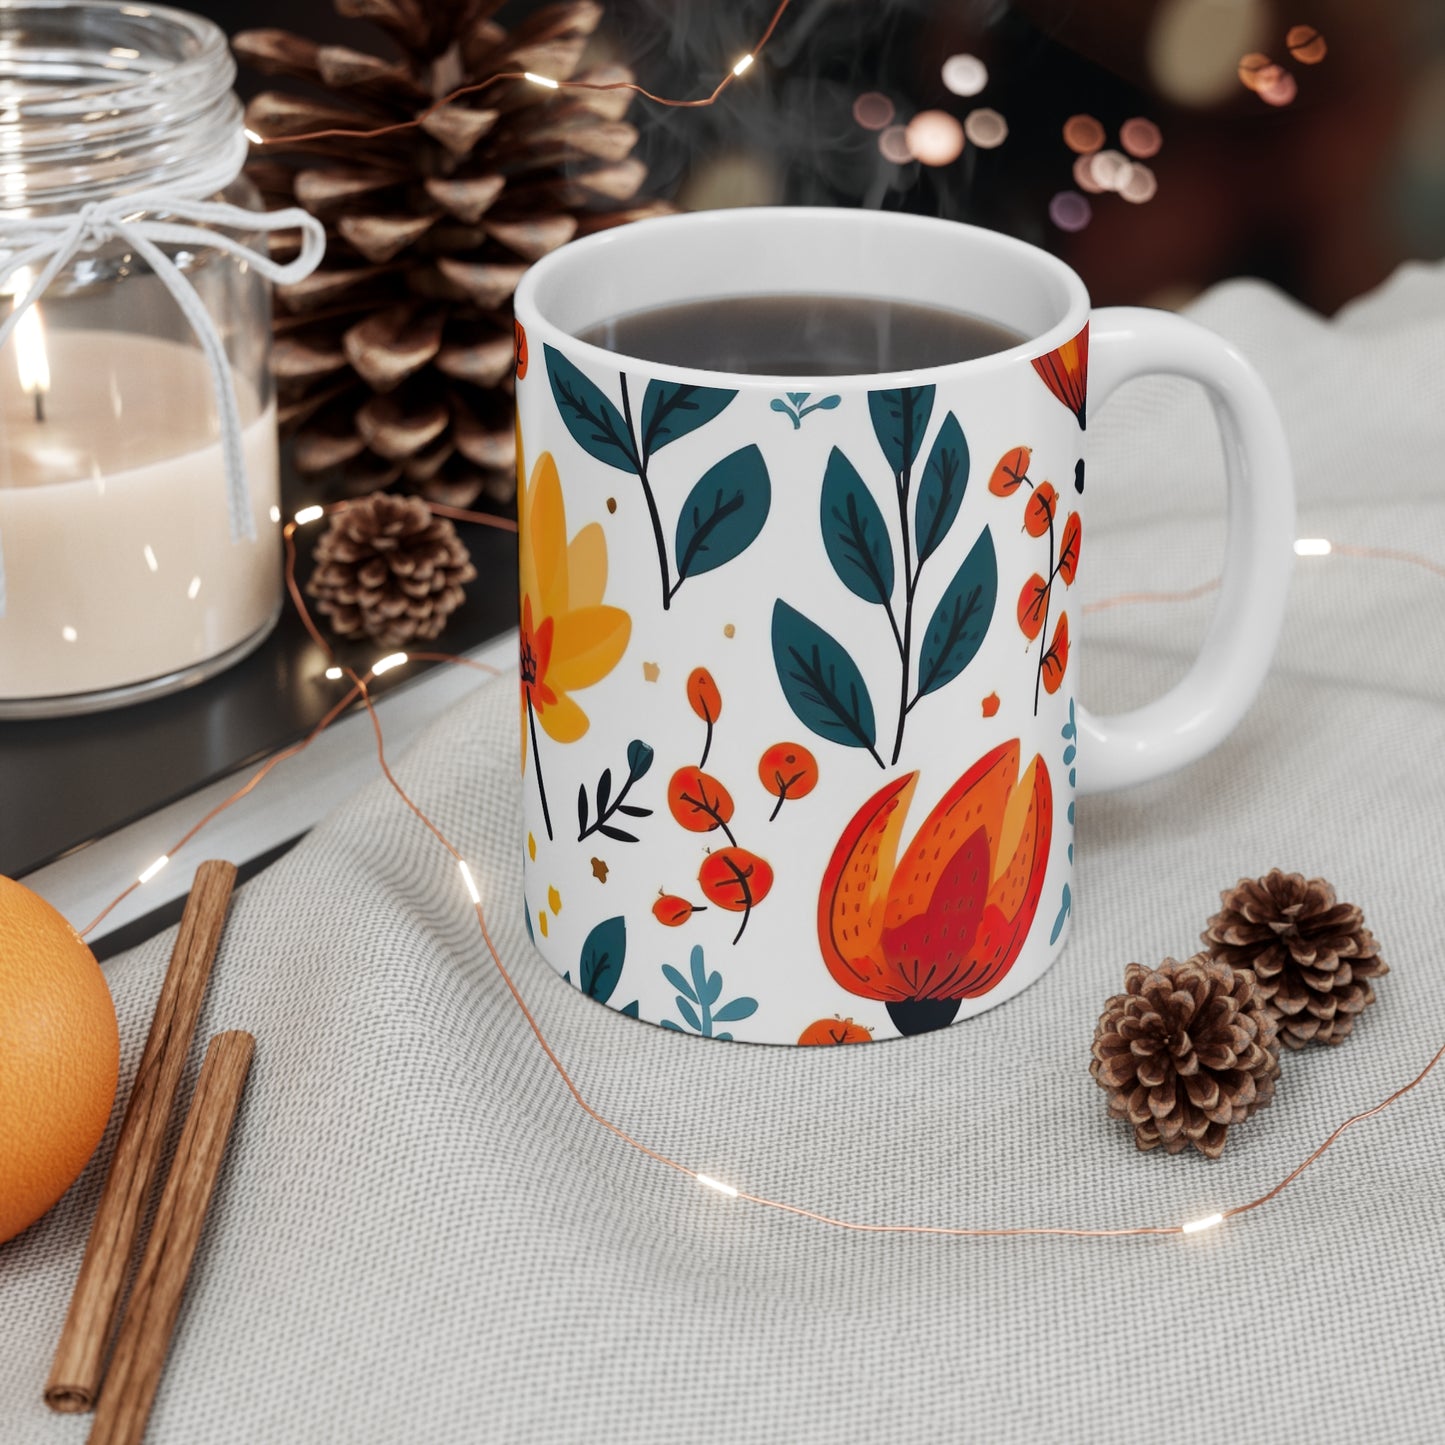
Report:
518,435,630,838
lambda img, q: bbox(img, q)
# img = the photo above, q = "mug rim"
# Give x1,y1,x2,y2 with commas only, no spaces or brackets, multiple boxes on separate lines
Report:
514,206,1092,389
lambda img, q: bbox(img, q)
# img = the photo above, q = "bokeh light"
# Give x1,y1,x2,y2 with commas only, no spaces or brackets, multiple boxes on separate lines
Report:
1149,0,1269,107
1257,68,1298,106
1119,163,1159,204
1119,118,1163,159
1063,114,1106,154
1088,148,1132,192
941,53,988,97
1072,153,1105,194
963,107,1008,149
878,125,913,163
1049,191,1093,232
1286,24,1327,64
1237,52,1272,91
906,109,965,166
852,92,895,131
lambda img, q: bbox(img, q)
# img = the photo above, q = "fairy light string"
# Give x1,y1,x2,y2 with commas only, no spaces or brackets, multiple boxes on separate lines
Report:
246,0,794,148
74,493,1445,1244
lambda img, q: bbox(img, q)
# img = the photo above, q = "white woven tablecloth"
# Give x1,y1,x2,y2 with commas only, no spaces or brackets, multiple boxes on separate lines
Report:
3,263,1443,1444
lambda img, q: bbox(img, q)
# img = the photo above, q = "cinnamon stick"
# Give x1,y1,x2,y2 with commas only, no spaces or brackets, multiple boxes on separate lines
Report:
46,860,238,1413
87,1032,255,1445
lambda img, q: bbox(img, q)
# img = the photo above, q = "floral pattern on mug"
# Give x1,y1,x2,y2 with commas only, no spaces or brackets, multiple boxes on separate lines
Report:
771,388,998,769
816,740,1052,1036
1031,321,1088,429
518,437,631,839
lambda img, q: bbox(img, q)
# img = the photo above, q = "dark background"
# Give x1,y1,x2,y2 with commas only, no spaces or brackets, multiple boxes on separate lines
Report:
206,0,1445,315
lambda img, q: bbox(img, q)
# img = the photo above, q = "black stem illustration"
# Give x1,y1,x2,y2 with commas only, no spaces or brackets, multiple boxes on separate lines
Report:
619,373,674,610
578,770,642,842
1034,501,1056,715
680,786,737,846
766,767,809,821
699,713,714,769
527,699,553,840
890,395,918,767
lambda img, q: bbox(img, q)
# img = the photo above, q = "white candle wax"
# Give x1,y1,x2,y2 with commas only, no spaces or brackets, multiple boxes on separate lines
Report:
0,329,281,702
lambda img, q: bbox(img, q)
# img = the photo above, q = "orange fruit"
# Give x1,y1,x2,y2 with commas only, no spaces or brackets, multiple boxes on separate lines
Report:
0,876,119,1245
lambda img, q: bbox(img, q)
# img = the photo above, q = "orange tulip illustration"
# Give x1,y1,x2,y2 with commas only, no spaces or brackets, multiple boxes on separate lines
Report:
1030,321,1088,428
519,440,630,838
816,740,1052,1035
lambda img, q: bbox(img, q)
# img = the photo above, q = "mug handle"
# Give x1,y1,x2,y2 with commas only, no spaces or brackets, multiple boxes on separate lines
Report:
1076,306,1295,795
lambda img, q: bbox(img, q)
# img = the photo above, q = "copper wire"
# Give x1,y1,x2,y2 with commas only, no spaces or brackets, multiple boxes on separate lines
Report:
81,510,1445,1242
255,0,794,147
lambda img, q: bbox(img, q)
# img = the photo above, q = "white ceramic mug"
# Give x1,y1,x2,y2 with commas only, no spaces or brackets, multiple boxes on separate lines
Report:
511,208,1293,1045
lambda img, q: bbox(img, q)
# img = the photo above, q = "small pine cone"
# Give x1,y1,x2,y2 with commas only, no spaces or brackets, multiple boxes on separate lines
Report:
307,492,476,647
1202,870,1388,1049
1091,956,1281,1159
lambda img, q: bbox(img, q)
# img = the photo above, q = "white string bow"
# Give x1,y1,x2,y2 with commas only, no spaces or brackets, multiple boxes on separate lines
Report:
0,187,326,617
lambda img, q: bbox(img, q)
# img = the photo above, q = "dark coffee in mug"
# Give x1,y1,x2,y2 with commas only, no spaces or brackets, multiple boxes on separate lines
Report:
577,294,1025,375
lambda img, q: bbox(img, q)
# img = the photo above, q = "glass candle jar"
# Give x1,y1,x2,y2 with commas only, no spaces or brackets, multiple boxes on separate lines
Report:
0,1,301,716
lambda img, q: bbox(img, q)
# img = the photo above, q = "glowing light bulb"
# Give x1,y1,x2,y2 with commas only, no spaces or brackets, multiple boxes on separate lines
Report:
1181,1212,1224,1234
696,1173,739,1198
138,854,170,885
269,505,282,524
294,505,324,525
1294,537,1332,556
372,651,408,676
732,53,754,76
524,71,559,89
324,665,344,680
459,860,482,904
243,127,264,145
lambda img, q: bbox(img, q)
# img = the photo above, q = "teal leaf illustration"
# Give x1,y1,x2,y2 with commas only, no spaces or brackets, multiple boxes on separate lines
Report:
913,411,969,563
621,1000,640,1018
712,997,759,1024
673,444,771,585
523,901,534,944
1049,883,1073,945
662,962,696,1002
579,915,626,1004
868,385,935,475
820,446,895,606
626,739,654,780
544,346,636,472
690,946,711,1003
660,1020,684,1033
675,995,703,1032
771,600,880,760
639,380,736,461
915,528,998,699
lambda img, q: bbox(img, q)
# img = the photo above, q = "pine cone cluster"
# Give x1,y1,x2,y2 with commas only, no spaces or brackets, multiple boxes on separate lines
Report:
1091,956,1281,1159
1202,869,1388,1050
307,492,476,646
235,0,667,508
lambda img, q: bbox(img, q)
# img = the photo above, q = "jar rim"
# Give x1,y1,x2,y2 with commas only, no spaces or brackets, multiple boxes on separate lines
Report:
0,1,242,210
0,0,230,114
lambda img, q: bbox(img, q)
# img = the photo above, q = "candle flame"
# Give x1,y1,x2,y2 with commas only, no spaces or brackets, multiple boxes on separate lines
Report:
7,267,51,407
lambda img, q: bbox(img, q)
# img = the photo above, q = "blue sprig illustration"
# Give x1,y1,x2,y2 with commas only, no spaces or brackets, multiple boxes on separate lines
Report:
770,391,841,429
659,945,758,1041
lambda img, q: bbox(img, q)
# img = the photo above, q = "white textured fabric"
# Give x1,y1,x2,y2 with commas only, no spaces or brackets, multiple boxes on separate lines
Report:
3,266,1444,1444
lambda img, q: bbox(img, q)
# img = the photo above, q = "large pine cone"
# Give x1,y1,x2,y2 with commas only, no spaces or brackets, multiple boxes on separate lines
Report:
1202,870,1388,1049
1091,956,1281,1159
307,492,476,646
235,0,668,508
